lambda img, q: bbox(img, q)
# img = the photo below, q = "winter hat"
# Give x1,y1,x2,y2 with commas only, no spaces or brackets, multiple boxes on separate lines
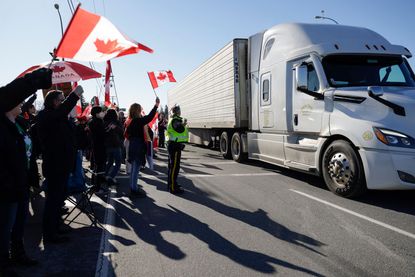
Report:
91,106,103,118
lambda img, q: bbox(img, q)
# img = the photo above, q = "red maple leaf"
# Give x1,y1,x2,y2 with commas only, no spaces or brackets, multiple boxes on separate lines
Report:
52,65,65,73
94,38,124,54
157,72,167,81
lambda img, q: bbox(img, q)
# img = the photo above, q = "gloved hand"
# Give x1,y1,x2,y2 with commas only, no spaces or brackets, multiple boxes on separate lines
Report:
155,97,160,107
26,68,52,89
73,85,84,97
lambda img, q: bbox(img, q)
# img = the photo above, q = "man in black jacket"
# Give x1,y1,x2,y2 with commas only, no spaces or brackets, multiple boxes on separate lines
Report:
37,86,84,243
89,106,107,192
0,69,52,275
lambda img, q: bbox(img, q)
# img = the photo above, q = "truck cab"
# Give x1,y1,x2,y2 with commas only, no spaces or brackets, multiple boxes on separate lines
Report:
248,23,415,197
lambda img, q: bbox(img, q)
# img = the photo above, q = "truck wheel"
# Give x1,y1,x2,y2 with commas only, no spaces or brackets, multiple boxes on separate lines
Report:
322,140,367,198
220,131,232,159
231,132,246,162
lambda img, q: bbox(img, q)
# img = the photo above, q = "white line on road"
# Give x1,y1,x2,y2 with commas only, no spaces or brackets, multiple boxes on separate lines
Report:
116,172,280,179
181,161,236,165
289,189,415,240
95,189,117,277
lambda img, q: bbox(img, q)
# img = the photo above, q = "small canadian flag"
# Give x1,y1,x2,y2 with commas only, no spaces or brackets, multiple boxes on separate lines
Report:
148,70,176,89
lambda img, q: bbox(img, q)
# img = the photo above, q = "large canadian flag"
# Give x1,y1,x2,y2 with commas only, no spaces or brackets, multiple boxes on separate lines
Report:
148,70,176,89
56,4,153,62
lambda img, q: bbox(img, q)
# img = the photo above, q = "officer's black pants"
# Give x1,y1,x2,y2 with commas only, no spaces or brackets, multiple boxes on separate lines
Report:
167,142,182,191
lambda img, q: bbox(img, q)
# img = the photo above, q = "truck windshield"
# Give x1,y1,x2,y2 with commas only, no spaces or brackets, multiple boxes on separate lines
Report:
322,55,415,88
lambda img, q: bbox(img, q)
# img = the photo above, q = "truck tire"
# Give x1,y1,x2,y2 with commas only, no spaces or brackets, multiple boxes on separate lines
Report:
220,131,232,159
231,132,246,162
322,140,367,198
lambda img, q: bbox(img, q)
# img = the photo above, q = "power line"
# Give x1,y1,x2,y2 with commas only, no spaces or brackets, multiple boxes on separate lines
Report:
70,0,76,11
66,0,73,14
102,0,106,16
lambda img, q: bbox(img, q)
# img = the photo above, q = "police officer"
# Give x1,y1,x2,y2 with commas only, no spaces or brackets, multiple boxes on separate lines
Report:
166,105,188,194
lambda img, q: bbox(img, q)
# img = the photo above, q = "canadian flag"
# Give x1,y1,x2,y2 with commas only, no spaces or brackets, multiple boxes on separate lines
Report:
55,4,153,62
81,104,92,118
104,60,111,107
148,70,176,89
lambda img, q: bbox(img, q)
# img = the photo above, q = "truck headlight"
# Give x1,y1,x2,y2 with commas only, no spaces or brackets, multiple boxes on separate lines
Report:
373,127,415,148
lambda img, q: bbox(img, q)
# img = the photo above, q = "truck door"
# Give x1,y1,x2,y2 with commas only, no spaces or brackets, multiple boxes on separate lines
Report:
292,58,324,133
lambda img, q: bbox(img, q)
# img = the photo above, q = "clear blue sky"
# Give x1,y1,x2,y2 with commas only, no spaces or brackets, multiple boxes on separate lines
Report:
1,0,414,112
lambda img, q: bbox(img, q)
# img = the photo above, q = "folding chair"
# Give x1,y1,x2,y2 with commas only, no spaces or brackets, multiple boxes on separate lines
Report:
63,164,105,228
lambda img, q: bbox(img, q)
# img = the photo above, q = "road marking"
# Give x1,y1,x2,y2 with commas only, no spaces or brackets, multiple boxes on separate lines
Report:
116,172,279,179
182,161,236,165
95,188,117,277
181,172,279,178
290,189,415,240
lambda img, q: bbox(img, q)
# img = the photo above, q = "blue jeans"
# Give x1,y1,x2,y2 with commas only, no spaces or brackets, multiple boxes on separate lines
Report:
106,147,122,179
130,160,141,191
0,202,18,267
67,150,86,192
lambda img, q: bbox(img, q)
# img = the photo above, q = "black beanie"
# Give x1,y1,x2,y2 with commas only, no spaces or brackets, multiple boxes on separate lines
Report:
91,106,103,117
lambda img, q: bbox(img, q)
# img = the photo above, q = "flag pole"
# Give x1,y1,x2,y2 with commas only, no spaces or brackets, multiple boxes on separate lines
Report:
47,50,57,69
147,72,159,98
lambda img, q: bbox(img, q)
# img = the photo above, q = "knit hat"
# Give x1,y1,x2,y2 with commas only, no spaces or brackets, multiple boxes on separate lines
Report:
91,106,103,117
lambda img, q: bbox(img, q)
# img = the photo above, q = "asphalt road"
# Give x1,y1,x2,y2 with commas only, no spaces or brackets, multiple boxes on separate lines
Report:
93,144,415,277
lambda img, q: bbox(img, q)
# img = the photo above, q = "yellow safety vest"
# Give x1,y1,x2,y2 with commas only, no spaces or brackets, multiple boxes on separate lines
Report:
166,116,189,143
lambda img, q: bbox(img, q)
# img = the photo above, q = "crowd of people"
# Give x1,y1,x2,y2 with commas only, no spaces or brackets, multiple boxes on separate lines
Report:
0,69,189,276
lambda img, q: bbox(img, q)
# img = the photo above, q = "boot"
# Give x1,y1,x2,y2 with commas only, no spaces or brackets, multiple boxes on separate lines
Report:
169,185,184,194
10,241,38,267
0,267,20,277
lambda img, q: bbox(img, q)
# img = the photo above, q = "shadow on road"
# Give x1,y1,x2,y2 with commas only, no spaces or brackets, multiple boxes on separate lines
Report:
144,176,326,257
355,190,415,216
112,189,324,276
244,159,415,216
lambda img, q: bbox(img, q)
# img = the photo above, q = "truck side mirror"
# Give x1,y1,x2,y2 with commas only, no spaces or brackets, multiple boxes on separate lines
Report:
296,64,308,91
368,86,384,97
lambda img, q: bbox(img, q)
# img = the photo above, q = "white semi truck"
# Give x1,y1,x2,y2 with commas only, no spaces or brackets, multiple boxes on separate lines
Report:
168,23,415,198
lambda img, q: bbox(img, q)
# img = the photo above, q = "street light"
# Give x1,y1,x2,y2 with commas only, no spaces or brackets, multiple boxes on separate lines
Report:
315,15,339,24
54,3,64,37
54,4,64,61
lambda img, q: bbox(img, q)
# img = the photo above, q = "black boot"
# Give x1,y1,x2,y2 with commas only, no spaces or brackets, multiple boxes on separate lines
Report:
10,241,38,267
169,185,184,194
0,267,20,277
